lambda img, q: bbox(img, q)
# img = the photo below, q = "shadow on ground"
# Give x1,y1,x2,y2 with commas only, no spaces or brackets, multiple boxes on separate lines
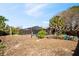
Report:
73,40,79,56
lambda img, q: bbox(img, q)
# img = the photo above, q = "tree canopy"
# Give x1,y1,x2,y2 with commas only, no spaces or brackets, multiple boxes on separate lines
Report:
0,16,8,31
49,16,65,35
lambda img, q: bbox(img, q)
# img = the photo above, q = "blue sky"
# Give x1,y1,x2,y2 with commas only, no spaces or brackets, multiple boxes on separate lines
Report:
0,3,79,28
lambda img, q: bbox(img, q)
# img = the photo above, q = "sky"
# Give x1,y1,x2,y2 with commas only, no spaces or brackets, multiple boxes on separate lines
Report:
0,3,79,28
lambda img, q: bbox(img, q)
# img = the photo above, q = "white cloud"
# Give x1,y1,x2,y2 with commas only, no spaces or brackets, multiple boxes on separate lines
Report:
0,5,18,14
42,21,49,24
25,4,48,17
40,21,49,28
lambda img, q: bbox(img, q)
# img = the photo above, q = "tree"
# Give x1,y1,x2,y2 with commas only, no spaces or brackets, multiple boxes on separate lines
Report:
4,25,10,34
65,15,79,36
10,27,20,35
0,16,8,31
49,16,65,35
59,6,79,36
0,16,8,36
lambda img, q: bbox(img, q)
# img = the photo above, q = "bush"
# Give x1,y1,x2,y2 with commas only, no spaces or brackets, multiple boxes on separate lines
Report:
0,42,6,56
0,30,9,36
0,42,6,49
37,29,47,39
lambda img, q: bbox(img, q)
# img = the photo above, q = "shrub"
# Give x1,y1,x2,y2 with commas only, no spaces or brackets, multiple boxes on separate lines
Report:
0,42,6,49
0,42,6,56
0,30,9,36
37,29,47,39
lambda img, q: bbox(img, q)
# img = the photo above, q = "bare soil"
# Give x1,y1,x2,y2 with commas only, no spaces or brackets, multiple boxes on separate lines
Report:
0,35,77,56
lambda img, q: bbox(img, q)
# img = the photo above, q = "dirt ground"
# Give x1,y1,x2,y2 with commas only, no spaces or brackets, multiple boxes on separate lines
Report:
0,35,78,56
